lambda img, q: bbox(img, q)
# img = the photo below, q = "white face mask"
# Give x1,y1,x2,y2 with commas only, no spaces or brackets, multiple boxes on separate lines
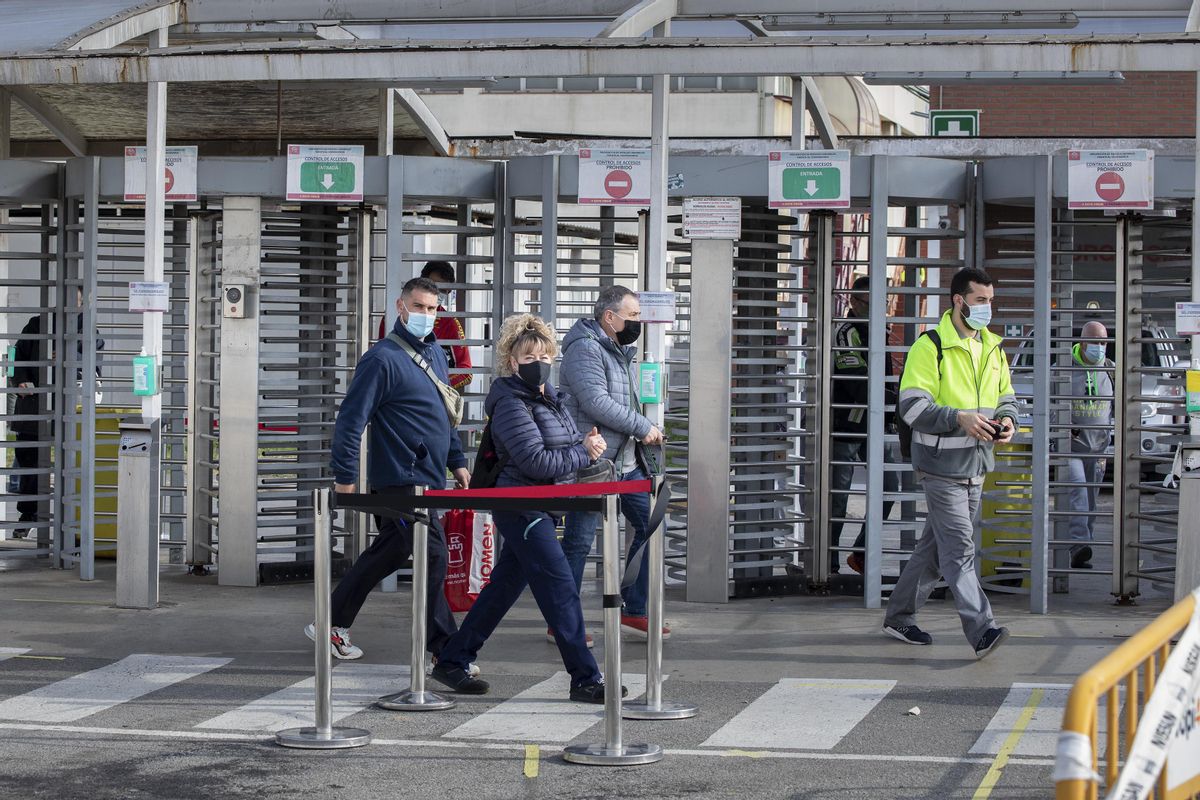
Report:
959,299,992,331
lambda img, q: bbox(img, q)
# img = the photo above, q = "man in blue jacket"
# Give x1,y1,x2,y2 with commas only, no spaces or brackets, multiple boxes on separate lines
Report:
559,285,669,641
309,276,471,661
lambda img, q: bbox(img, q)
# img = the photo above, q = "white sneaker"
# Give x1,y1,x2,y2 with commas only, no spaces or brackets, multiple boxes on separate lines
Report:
304,623,364,660
429,657,480,678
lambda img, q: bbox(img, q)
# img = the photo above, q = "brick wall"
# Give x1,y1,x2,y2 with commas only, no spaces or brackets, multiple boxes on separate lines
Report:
930,72,1196,136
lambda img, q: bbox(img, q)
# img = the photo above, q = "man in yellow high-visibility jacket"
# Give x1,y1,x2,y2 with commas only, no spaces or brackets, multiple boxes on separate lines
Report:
884,268,1016,660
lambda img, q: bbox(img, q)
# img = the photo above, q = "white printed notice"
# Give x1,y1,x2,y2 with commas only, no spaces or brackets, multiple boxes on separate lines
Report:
124,146,198,202
578,148,651,206
285,144,365,202
637,291,676,324
682,197,741,239
128,282,170,313
1067,149,1154,210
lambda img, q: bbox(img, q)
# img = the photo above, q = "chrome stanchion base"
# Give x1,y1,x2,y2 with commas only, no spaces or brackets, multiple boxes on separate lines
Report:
375,689,457,712
562,742,663,766
275,726,372,749
621,701,699,720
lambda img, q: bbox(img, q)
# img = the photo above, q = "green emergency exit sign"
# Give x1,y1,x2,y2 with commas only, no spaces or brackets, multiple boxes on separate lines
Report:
781,167,842,201
299,161,357,194
930,110,980,138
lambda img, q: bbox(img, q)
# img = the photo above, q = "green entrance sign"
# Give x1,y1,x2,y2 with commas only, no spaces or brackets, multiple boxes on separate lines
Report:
929,110,980,138
781,167,841,201
299,161,356,194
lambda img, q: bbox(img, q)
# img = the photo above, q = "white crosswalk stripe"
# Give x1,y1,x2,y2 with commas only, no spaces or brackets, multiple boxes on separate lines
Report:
970,682,1123,758
0,654,230,723
444,671,647,743
196,663,409,732
0,648,31,662
700,678,896,751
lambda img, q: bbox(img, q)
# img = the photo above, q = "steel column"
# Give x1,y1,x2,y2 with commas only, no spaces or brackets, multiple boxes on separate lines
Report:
864,156,889,607
217,197,262,587
1030,155,1052,614
685,238,734,603
540,155,559,328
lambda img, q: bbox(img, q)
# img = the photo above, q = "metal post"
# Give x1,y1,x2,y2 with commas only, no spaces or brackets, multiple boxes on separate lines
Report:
809,213,834,587
1192,71,1200,438
685,238,734,603
792,77,806,149
1030,155,1052,614
864,156,890,607
623,476,698,721
277,488,372,749
377,486,456,711
79,158,99,580
564,494,662,765
116,418,159,609
540,155,559,327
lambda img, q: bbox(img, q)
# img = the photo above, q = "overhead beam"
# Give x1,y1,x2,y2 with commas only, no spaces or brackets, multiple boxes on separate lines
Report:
800,76,839,149
4,35,1200,85
600,0,678,38
393,88,451,157
62,3,181,51
3,86,87,156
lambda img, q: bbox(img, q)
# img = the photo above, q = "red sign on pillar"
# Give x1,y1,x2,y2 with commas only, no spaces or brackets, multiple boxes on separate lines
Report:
604,170,633,199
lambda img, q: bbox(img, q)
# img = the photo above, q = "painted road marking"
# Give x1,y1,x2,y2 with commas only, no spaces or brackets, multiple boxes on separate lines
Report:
701,678,896,750
196,663,409,732
0,648,31,662
0,654,230,723
971,687,1044,800
523,744,540,778
971,683,1123,758
443,671,647,743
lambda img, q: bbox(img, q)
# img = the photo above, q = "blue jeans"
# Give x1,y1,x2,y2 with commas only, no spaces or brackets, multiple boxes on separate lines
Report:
438,510,601,688
561,467,652,617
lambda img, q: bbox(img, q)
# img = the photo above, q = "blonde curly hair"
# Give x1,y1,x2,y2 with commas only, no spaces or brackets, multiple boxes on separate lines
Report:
495,314,558,376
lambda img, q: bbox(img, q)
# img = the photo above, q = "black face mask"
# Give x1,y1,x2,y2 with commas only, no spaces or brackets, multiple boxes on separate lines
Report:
517,360,552,388
615,318,642,346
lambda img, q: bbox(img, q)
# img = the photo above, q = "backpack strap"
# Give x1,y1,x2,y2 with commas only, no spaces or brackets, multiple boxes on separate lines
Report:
923,329,944,378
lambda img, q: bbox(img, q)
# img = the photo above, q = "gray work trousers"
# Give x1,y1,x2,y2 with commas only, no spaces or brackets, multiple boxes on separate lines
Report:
884,473,996,647
1065,455,1105,547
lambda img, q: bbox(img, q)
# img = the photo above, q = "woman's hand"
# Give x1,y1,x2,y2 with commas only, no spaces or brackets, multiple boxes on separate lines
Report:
584,427,607,460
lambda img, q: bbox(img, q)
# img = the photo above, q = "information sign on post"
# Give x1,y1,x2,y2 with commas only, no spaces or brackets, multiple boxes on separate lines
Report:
578,148,652,205
286,144,365,202
1067,149,1154,210
124,146,198,202
768,150,851,209
682,197,741,240
637,291,676,325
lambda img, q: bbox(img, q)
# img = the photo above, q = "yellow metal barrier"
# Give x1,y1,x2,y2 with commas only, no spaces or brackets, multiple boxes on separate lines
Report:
1057,593,1199,800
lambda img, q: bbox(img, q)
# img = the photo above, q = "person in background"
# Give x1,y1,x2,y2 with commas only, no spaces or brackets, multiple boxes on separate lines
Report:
377,261,473,392
1064,321,1113,570
559,285,668,642
432,314,624,704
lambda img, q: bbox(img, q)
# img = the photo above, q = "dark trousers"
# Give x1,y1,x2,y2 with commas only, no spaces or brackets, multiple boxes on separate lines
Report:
329,486,457,657
438,511,602,688
13,433,39,521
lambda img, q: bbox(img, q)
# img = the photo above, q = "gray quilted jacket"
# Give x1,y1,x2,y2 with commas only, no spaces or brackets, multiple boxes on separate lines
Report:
559,318,652,462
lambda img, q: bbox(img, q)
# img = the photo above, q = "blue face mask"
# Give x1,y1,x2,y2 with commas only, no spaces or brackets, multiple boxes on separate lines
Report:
960,300,992,331
402,303,436,339
1084,344,1105,364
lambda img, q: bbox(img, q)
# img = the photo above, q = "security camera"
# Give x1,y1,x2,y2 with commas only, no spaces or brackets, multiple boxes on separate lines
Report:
223,284,247,318
937,217,952,230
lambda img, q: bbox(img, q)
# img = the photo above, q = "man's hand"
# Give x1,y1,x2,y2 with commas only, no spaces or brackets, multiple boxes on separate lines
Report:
958,411,998,442
453,467,471,489
994,418,1015,444
334,483,356,494
641,425,665,445
584,427,607,460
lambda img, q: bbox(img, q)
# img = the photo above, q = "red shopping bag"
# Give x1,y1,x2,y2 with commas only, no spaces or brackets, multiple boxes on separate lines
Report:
442,509,495,612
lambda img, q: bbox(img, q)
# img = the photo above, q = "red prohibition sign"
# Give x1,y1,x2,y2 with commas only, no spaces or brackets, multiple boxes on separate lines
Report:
1095,171,1124,202
164,167,175,194
604,169,633,199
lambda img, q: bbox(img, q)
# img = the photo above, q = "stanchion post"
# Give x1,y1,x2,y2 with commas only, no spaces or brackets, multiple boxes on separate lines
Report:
564,493,662,766
377,486,456,711
623,476,698,721
276,488,372,749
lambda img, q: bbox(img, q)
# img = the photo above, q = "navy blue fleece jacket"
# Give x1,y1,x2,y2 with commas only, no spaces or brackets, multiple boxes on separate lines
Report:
330,319,467,488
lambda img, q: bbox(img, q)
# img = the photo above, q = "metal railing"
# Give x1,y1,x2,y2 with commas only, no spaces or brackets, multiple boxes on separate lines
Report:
1056,591,1199,800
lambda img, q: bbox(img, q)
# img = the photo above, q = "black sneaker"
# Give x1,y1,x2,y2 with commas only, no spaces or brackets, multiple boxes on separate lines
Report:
430,663,490,695
883,624,933,645
1071,546,1093,569
975,627,1010,660
569,680,629,704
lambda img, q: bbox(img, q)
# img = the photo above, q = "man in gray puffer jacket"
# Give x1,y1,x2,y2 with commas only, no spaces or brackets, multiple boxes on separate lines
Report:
1065,320,1114,570
559,285,670,641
